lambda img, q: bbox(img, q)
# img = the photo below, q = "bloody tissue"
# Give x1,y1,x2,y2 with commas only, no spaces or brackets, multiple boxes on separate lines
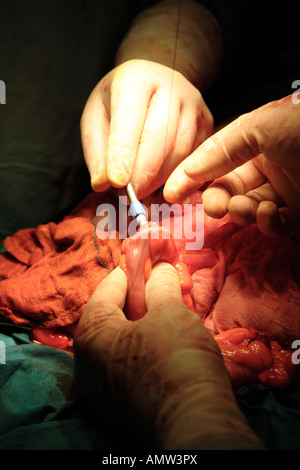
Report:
119,223,194,320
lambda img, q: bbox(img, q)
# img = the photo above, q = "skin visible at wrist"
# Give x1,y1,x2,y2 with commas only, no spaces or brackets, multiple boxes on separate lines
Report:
115,0,222,90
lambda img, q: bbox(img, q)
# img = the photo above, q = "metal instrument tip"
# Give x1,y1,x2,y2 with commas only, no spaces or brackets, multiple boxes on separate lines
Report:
126,183,148,228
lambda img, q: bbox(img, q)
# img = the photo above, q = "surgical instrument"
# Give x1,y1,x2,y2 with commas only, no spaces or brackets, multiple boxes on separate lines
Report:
126,183,148,228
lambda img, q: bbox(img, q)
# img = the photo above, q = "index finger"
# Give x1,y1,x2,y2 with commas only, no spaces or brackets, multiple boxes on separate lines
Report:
184,112,258,181
163,113,253,202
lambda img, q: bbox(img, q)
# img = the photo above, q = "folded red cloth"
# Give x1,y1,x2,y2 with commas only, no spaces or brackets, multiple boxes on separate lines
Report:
0,192,121,327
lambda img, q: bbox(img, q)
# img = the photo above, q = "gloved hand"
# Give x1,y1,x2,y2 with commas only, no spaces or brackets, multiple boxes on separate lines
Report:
80,59,213,200
73,263,265,450
164,95,300,236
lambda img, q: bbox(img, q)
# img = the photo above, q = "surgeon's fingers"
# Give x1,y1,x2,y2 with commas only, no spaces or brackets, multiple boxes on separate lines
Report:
201,154,300,234
75,267,128,348
147,99,213,199
201,158,267,219
145,262,187,312
130,86,181,199
144,262,204,350
184,96,300,185
227,183,283,226
184,113,259,182
89,266,128,310
80,78,111,192
163,156,206,203
106,66,154,188
163,113,253,202
255,201,295,236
